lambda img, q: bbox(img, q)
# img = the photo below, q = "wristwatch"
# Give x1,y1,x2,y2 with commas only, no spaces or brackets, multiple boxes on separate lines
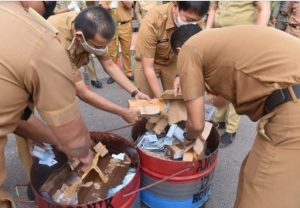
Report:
131,89,140,98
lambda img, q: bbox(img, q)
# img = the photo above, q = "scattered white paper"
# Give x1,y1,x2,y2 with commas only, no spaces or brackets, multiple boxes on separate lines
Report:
112,153,125,161
33,144,56,167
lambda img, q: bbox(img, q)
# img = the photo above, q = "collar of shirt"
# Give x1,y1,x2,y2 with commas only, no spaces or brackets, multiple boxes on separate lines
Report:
165,3,176,30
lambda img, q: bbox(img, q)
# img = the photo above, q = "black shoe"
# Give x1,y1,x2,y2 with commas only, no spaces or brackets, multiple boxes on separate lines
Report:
220,132,236,148
127,75,134,81
91,80,102,88
27,184,35,201
107,77,115,84
217,122,226,129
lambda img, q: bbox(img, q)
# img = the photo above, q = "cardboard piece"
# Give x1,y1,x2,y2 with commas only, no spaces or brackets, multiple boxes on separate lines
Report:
93,142,108,157
128,99,165,116
140,105,160,116
152,116,169,135
165,144,184,159
167,100,187,124
183,151,194,162
160,89,183,100
202,121,213,141
193,138,204,156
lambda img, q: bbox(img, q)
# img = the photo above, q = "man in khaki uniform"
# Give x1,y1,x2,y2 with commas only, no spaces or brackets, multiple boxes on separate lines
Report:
174,25,300,208
206,1,270,147
286,1,300,38
0,2,94,207
11,8,149,181
101,1,134,83
135,1,210,98
47,7,149,123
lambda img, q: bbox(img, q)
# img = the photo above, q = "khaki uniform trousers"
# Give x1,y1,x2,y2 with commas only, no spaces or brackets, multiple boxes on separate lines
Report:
134,60,178,98
235,101,300,208
86,55,97,81
0,136,16,208
213,103,241,133
275,14,288,31
108,21,132,77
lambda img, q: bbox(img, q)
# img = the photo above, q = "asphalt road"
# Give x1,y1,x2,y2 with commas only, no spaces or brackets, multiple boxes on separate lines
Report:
3,59,257,208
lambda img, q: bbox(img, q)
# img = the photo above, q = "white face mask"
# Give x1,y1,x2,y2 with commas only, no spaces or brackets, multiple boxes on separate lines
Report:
80,34,107,56
175,12,198,27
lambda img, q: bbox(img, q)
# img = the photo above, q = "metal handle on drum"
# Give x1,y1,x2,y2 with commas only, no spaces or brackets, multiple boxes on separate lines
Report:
15,184,36,204
104,124,133,133
122,165,194,197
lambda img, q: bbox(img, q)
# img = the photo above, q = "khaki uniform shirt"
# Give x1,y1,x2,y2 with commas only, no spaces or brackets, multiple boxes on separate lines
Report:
0,2,79,136
47,12,111,83
215,1,258,27
135,3,176,67
178,25,300,121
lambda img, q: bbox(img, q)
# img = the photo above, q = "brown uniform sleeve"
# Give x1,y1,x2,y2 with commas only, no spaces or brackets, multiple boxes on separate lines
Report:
71,61,83,83
136,13,158,59
96,50,111,62
24,34,80,127
178,46,205,101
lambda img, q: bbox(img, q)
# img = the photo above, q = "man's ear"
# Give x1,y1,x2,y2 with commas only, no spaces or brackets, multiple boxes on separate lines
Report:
75,31,83,42
176,47,181,54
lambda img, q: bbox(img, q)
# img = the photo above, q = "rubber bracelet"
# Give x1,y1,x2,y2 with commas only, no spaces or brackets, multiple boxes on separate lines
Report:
131,89,140,98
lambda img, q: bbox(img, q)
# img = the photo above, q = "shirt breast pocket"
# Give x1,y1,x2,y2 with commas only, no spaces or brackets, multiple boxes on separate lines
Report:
156,39,172,60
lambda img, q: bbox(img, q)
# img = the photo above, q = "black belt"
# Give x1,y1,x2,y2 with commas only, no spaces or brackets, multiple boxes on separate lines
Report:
264,84,300,114
289,24,300,29
118,20,131,25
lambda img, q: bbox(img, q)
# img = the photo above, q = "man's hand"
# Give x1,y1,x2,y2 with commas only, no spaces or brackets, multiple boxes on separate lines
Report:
135,91,150,100
173,76,181,97
121,108,141,124
78,149,94,172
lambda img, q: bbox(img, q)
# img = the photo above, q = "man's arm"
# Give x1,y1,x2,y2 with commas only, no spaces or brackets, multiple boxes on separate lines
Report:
27,32,95,169
185,97,205,141
142,57,163,98
206,2,218,29
256,1,271,26
14,115,58,146
100,58,150,100
75,80,140,123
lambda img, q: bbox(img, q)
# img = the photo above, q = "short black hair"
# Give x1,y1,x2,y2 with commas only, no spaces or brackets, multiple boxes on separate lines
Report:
177,1,210,17
170,24,202,53
74,6,115,40
43,1,56,19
